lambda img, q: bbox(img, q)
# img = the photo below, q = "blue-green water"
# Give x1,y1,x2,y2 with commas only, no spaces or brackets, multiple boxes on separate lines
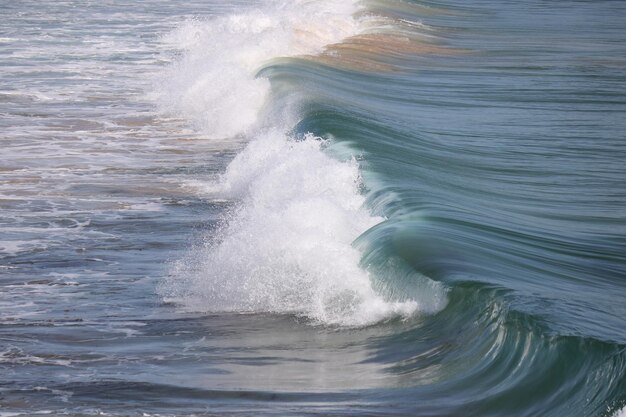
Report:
1,0,625,416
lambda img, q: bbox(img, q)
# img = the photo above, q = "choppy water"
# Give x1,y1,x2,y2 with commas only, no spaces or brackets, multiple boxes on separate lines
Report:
1,0,625,416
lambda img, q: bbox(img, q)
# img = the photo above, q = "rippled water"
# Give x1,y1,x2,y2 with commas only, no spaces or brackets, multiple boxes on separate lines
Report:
1,0,625,416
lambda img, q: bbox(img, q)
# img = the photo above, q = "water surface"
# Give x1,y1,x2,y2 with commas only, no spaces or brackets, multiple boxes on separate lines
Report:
1,0,625,416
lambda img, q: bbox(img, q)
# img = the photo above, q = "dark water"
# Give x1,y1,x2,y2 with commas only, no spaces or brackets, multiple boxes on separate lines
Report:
1,0,625,416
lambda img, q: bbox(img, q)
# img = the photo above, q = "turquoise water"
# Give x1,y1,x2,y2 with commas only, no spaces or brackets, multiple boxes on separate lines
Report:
1,0,625,416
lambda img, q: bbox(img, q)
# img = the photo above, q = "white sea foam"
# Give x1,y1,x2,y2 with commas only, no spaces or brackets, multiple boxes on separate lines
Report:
161,131,423,326
154,0,365,138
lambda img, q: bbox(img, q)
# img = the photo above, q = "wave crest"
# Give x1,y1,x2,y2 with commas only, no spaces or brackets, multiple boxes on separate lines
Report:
160,131,429,326
153,0,363,138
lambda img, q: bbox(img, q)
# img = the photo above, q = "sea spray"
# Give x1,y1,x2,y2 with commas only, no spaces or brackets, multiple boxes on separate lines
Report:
160,131,424,326
154,0,364,138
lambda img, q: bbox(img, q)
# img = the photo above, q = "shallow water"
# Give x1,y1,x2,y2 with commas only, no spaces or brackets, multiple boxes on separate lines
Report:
1,0,625,416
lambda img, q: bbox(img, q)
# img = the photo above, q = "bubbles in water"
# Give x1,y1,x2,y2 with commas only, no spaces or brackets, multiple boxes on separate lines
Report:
613,406,626,417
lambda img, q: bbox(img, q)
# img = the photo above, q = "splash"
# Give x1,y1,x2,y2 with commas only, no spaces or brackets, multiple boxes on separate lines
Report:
160,132,425,326
154,0,364,138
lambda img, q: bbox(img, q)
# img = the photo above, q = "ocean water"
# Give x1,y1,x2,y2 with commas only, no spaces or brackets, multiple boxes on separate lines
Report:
1,0,625,416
